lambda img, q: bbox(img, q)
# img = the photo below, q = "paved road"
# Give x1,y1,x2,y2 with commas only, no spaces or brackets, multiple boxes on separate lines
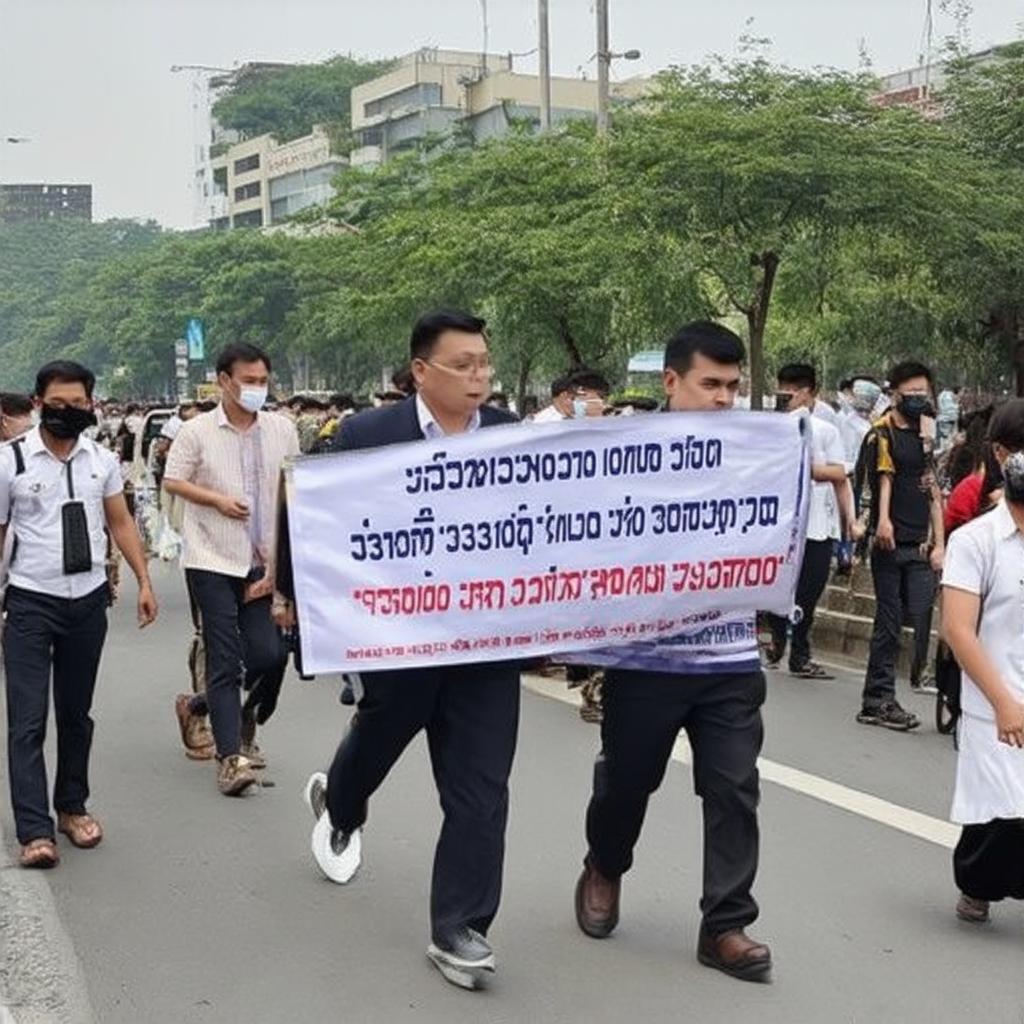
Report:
2,563,1023,1023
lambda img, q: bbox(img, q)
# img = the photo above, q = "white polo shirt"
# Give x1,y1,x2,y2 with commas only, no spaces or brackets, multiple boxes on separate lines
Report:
803,413,845,542
0,427,122,599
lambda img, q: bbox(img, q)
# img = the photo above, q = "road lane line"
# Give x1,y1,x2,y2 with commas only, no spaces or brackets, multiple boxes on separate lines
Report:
523,675,959,850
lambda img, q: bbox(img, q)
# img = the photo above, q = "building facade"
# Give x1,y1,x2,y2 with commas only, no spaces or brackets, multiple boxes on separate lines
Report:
0,184,92,224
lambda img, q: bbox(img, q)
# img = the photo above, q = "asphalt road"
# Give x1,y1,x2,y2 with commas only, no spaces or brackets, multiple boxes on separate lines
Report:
1,563,1022,1024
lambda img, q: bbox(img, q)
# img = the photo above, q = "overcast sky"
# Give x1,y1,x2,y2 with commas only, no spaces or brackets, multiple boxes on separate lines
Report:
1,0,1021,228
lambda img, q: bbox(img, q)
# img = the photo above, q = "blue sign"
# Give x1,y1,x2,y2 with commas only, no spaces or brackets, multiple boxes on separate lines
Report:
186,318,205,360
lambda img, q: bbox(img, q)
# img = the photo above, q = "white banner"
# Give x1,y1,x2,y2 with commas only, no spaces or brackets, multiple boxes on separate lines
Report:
288,412,810,674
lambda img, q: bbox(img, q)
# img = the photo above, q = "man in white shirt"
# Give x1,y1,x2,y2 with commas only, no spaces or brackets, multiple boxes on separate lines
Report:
765,364,851,679
164,344,300,797
942,398,1024,924
532,369,609,423
0,361,157,869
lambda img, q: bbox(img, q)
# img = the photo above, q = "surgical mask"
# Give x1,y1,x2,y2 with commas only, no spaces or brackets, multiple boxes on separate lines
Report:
40,404,97,440
898,394,934,421
237,385,268,414
775,393,793,413
1003,451,1024,503
572,398,589,419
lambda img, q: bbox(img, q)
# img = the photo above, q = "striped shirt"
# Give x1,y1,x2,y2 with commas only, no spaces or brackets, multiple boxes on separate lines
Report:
164,405,299,578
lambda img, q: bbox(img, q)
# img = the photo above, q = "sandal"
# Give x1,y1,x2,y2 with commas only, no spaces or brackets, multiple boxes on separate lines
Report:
20,837,59,869
57,813,103,849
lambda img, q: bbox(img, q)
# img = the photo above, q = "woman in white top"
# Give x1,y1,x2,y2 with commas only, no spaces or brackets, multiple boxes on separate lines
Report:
942,398,1024,923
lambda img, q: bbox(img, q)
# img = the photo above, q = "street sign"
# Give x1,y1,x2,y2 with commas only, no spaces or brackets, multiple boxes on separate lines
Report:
186,318,205,360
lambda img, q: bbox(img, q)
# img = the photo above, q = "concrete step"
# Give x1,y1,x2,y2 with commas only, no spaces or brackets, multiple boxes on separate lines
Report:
820,584,876,619
810,608,937,677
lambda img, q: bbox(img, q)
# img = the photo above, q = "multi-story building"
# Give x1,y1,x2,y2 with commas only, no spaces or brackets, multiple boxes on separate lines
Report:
350,47,650,167
208,126,348,230
0,183,92,224
874,45,1002,114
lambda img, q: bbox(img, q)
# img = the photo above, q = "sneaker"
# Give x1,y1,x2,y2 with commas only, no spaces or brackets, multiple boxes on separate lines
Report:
789,661,835,680
174,694,214,760
856,701,920,731
311,811,361,885
303,771,328,821
956,893,990,923
911,676,940,696
240,741,267,770
426,928,496,991
217,754,258,796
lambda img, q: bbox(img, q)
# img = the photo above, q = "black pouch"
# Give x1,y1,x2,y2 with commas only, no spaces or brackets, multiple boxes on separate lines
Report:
61,461,92,575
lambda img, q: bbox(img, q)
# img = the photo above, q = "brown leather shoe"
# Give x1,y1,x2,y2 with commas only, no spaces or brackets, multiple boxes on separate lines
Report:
574,859,620,939
697,928,772,982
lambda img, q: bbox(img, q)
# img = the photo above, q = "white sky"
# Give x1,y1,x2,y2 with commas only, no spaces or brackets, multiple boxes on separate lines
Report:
1,0,1021,227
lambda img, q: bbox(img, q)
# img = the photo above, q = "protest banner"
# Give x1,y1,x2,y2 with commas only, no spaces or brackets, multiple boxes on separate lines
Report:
286,411,810,674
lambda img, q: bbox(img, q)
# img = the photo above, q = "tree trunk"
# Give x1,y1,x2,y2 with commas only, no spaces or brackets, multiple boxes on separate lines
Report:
747,250,780,411
516,354,533,416
556,313,585,368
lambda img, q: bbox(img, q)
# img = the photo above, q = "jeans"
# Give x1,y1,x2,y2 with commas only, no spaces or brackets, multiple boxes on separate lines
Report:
766,538,834,668
3,584,109,843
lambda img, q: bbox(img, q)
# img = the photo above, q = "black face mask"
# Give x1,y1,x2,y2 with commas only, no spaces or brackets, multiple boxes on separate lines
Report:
898,395,935,422
774,393,793,412
41,404,97,440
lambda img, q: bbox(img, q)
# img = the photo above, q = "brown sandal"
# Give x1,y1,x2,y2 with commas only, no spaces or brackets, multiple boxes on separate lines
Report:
57,813,103,849
20,837,59,869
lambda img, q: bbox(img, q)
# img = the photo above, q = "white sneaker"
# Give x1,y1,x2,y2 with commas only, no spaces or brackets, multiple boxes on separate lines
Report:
302,771,327,820
426,928,496,991
311,811,361,885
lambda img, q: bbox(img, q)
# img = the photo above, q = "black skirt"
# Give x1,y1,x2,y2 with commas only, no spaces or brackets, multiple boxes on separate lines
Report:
953,819,1024,901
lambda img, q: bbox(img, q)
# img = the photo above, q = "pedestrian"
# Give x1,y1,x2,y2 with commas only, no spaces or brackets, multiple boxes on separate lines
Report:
856,362,945,730
765,363,852,679
163,343,299,794
942,398,1024,923
284,310,520,991
0,360,158,869
531,368,609,423
0,393,34,444
573,322,773,983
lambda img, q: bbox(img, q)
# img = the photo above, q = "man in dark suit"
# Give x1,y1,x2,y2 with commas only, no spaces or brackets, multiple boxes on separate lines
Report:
293,310,520,991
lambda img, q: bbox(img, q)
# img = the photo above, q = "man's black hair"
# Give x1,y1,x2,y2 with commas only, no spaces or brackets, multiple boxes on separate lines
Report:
549,375,569,398
216,342,272,376
988,398,1024,452
664,321,745,374
35,360,95,399
409,310,486,362
0,392,33,416
777,363,818,392
888,360,933,391
329,393,354,411
565,368,611,396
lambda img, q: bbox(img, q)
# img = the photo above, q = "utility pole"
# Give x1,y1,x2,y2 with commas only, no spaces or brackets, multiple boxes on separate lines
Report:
538,0,552,131
596,0,610,136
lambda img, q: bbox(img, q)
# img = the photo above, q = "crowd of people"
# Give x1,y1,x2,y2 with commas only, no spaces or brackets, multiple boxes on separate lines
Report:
0,313,1021,993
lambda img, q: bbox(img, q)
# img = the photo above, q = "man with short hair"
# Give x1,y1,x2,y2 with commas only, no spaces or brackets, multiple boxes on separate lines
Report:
0,393,34,443
765,364,851,679
532,368,609,422
574,321,774,983
164,343,300,794
857,360,945,731
290,310,520,991
0,360,157,869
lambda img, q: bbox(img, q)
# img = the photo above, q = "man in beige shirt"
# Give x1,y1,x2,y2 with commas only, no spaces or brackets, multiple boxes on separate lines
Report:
164,343,300,796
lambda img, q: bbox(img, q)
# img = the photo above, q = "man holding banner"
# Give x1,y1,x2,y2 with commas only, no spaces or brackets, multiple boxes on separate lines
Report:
295,310,520,991
573,322,788,983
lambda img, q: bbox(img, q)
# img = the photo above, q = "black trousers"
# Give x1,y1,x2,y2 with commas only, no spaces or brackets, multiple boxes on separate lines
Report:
862,544,937,708
954,819,1024,901
3,583,109,844
585,668,765,934
766,538,834,669
185,569,288,757
327,662,521,945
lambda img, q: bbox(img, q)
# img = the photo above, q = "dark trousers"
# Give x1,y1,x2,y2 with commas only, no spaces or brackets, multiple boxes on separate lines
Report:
3,583,109,844
954,819,1024,901
327,662,521,945
585,669,765,934
766,538,834,668
862,545,937,708
185,569,288,757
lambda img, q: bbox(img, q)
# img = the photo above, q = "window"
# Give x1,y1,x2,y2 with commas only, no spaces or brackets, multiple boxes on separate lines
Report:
234,153,260,175
234,181,261,202
364,82,442,120
232,209,263,229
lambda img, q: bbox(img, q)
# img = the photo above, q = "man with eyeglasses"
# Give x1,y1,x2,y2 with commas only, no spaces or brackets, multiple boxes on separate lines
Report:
293,310,519,991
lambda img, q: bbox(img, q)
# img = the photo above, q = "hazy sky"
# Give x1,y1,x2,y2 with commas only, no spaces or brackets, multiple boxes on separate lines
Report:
1,0,1021,228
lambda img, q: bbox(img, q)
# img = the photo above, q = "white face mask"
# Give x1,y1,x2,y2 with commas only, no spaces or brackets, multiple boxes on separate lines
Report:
237,385,268,414
572,398,589,419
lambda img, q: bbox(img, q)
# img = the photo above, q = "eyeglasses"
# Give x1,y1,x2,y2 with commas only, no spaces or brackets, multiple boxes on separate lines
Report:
427,359,494,379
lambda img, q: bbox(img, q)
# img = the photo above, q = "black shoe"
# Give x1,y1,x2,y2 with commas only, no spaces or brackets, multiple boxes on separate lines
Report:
856,701,920,731
789,660,834,680
911,675,939,696
426,928,495,990
339,680,355,706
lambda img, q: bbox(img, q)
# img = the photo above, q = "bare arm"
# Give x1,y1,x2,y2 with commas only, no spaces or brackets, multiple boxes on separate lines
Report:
875,474,895,549
812,463,847,484
832,477,855,539
944,587,1024,746
103,494,158,626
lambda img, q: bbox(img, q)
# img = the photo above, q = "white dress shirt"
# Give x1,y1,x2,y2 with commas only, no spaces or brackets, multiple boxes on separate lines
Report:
416,393,481,439
0,427,122,599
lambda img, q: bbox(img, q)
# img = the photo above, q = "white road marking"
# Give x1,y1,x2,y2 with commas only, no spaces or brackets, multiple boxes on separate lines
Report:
523,675,960,850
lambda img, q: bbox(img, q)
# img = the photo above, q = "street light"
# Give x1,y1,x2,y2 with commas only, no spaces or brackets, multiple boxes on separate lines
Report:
595,0,641,136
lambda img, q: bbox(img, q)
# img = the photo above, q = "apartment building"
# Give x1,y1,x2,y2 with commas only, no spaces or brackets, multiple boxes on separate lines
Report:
0,183,92,224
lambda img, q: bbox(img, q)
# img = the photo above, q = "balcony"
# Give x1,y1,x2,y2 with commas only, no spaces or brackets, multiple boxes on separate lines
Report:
350,145,383,169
